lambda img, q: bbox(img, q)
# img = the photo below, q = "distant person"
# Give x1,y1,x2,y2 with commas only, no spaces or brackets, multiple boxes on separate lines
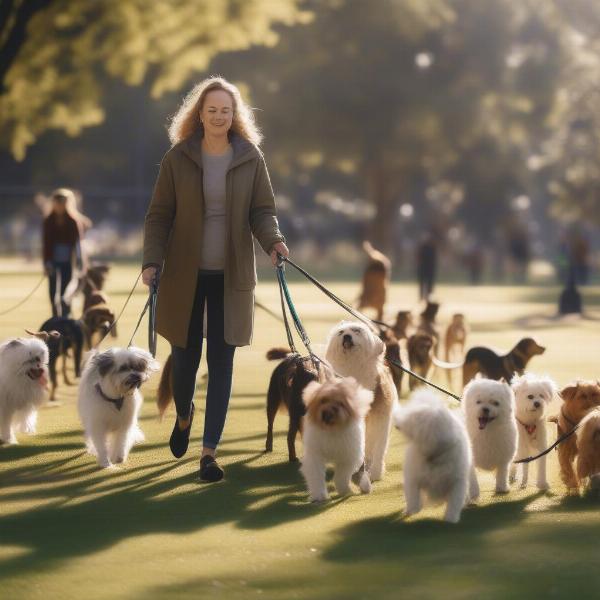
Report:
142,76,288,482
463,239,484,284
416,232,437,300
42,188,90,317
507,224,530,283
570,229,591,285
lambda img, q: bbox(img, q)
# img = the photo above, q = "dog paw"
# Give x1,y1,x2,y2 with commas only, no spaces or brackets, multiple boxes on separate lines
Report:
359,476,372,495
98,458,112,468
536,480,549,491
336,486,353,497
309,494,329,504
111,455,125,464
495,486,510,494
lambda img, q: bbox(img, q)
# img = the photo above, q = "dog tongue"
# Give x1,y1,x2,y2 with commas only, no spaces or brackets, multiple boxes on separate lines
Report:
478,417,489,430
39,370,48,388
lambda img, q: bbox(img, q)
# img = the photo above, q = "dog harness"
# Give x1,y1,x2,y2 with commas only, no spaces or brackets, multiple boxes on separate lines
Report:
94,383,124,411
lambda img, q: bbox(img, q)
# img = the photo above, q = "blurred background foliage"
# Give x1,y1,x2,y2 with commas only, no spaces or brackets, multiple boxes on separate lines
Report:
1,0,600,280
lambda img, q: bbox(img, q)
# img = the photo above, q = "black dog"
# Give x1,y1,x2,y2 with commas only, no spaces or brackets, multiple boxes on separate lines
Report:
39,316,85,401
264,348,326,462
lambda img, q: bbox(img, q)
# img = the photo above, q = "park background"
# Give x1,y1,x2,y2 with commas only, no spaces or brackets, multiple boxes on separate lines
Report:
1,1,600,599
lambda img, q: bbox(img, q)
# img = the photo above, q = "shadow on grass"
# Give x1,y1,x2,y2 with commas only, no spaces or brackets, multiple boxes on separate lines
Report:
0,439,320,581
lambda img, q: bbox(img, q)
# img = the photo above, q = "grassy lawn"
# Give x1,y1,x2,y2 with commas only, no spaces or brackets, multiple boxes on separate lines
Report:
1,261,599,599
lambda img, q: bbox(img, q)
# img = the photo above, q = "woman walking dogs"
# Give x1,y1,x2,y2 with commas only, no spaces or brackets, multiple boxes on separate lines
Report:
142,77,289,482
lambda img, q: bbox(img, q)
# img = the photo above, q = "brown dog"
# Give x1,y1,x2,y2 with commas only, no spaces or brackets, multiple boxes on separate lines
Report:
357,241,391,321
551,382,600,491
264,348,329,462
392,310,413,341
407,333,434,390
82,304,116,349
444,313,468,385
462,338,545,387
379,328,403,396
576,408,600,489
417,301,440,354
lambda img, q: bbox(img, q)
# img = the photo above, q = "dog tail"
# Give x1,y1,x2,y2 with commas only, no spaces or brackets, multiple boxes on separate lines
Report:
266,347,292,361
432,356,464,370
157,353,173,418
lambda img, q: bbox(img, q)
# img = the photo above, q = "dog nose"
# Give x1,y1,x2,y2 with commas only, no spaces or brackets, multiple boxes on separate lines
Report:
534,401,541,408
482,407,490,415
343,334,352,343
322,409,334,424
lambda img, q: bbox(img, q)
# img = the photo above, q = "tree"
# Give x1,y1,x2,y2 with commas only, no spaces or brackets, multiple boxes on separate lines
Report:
0,0,311,160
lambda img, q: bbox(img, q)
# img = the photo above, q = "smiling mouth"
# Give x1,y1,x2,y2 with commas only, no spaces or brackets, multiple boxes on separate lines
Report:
478,415,495,430
27,367,48,387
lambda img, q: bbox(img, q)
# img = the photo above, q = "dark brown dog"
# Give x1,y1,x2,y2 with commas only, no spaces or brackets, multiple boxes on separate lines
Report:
379,328,403,396
462,337,546,387
407,333,434,390
82,304,116,349
392,310,413,341
264,348,327,462
417,301,440,354
550,381,600,492
357,241,391,321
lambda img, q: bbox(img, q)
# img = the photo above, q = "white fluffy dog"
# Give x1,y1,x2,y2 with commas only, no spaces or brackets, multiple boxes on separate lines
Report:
325,321,397,481
394,390,474,523
78,347,159,467
301,377,373,502
0,336,50,444
462,378,517,496
510,373,557,490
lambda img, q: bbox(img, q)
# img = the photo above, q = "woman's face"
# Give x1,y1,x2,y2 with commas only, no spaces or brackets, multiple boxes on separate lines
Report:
200,89,234,138
52,198,67,215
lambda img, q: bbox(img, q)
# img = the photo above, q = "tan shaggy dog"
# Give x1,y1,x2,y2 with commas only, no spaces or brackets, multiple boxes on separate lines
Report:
576,407,600,489
551,381,600,492
325,321,397,481
357,241,391,321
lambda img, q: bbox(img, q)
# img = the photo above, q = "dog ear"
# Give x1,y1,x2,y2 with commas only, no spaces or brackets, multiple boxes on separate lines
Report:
92,350,115,376
560,384,579,403
25,329,50,341
540,378,558,401
372,335,385,357
302,381,322,407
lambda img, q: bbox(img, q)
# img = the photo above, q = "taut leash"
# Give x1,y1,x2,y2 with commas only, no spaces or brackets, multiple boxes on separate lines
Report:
0,273,46,316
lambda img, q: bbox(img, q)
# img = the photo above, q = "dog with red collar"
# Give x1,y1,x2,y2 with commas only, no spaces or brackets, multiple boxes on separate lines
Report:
510,373,558,490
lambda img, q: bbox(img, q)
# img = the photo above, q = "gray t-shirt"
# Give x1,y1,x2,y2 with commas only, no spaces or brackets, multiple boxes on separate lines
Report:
200,145,233,270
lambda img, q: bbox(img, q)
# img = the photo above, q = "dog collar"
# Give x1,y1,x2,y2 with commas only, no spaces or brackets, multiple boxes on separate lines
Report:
95,383,124,411
560,407,578,427
516,417,536,436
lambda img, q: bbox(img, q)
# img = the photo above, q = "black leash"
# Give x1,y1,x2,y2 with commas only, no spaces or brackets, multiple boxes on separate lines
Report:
0,273,46,316
128,272,159,357
514,424,579,464
277,255,461,402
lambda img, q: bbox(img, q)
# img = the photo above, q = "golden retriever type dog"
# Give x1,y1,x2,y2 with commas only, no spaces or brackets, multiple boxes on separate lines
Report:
406,333,434,390
551,381,600,492
357,241,391,321
325,321,397,481
462,338,546,387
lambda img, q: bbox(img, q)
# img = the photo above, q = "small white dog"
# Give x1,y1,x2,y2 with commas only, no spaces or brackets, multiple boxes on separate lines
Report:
78,346,159,467
325,321,397,481
463,378,517,496
301,377,373,502
0,335,51,444
510,373,557,490
394,390,474,523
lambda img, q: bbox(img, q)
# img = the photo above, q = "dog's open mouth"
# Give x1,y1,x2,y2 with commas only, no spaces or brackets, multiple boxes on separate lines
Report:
478,415,495,430
342,339,354,350
27,367,48,387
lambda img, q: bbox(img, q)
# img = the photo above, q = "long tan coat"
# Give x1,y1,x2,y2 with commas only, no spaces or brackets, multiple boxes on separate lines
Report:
142,132,285,347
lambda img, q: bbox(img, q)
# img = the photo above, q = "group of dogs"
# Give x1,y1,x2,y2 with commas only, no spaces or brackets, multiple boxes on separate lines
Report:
0,252,599,524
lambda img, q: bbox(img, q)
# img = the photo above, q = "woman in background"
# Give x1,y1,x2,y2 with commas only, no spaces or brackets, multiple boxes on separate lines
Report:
42,188,90,317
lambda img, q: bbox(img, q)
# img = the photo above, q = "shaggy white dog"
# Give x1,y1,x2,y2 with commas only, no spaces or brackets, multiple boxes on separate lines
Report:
510,373,557,490
78,347,159,467
394,389,474,523
0,336,49,444
325,321,397,481
301,377,373,502
462,378,517,496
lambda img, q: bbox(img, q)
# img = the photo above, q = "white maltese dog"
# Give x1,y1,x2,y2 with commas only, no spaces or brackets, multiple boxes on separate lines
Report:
394,389,474,523
510,373,557,490
0,334,52,444
462,378,517,496
78,347,159,467
325,321,397,481
301,377,373,502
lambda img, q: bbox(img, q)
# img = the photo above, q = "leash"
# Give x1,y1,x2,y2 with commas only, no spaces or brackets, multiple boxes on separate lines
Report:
0,273,46,316
127,271,159,357
94,271,142,349
514,424,580,464
277,255,461,402
255,300,284,323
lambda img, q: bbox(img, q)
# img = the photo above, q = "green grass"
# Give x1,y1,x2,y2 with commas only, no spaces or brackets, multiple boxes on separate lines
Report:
1,261,600,599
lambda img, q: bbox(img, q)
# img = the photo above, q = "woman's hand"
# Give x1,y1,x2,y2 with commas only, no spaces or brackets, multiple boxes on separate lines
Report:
142,266,158,286
270,241,289,266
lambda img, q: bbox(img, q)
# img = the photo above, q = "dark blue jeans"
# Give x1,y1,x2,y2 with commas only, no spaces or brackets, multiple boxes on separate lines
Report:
48,261,72,317
171,272,236,450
